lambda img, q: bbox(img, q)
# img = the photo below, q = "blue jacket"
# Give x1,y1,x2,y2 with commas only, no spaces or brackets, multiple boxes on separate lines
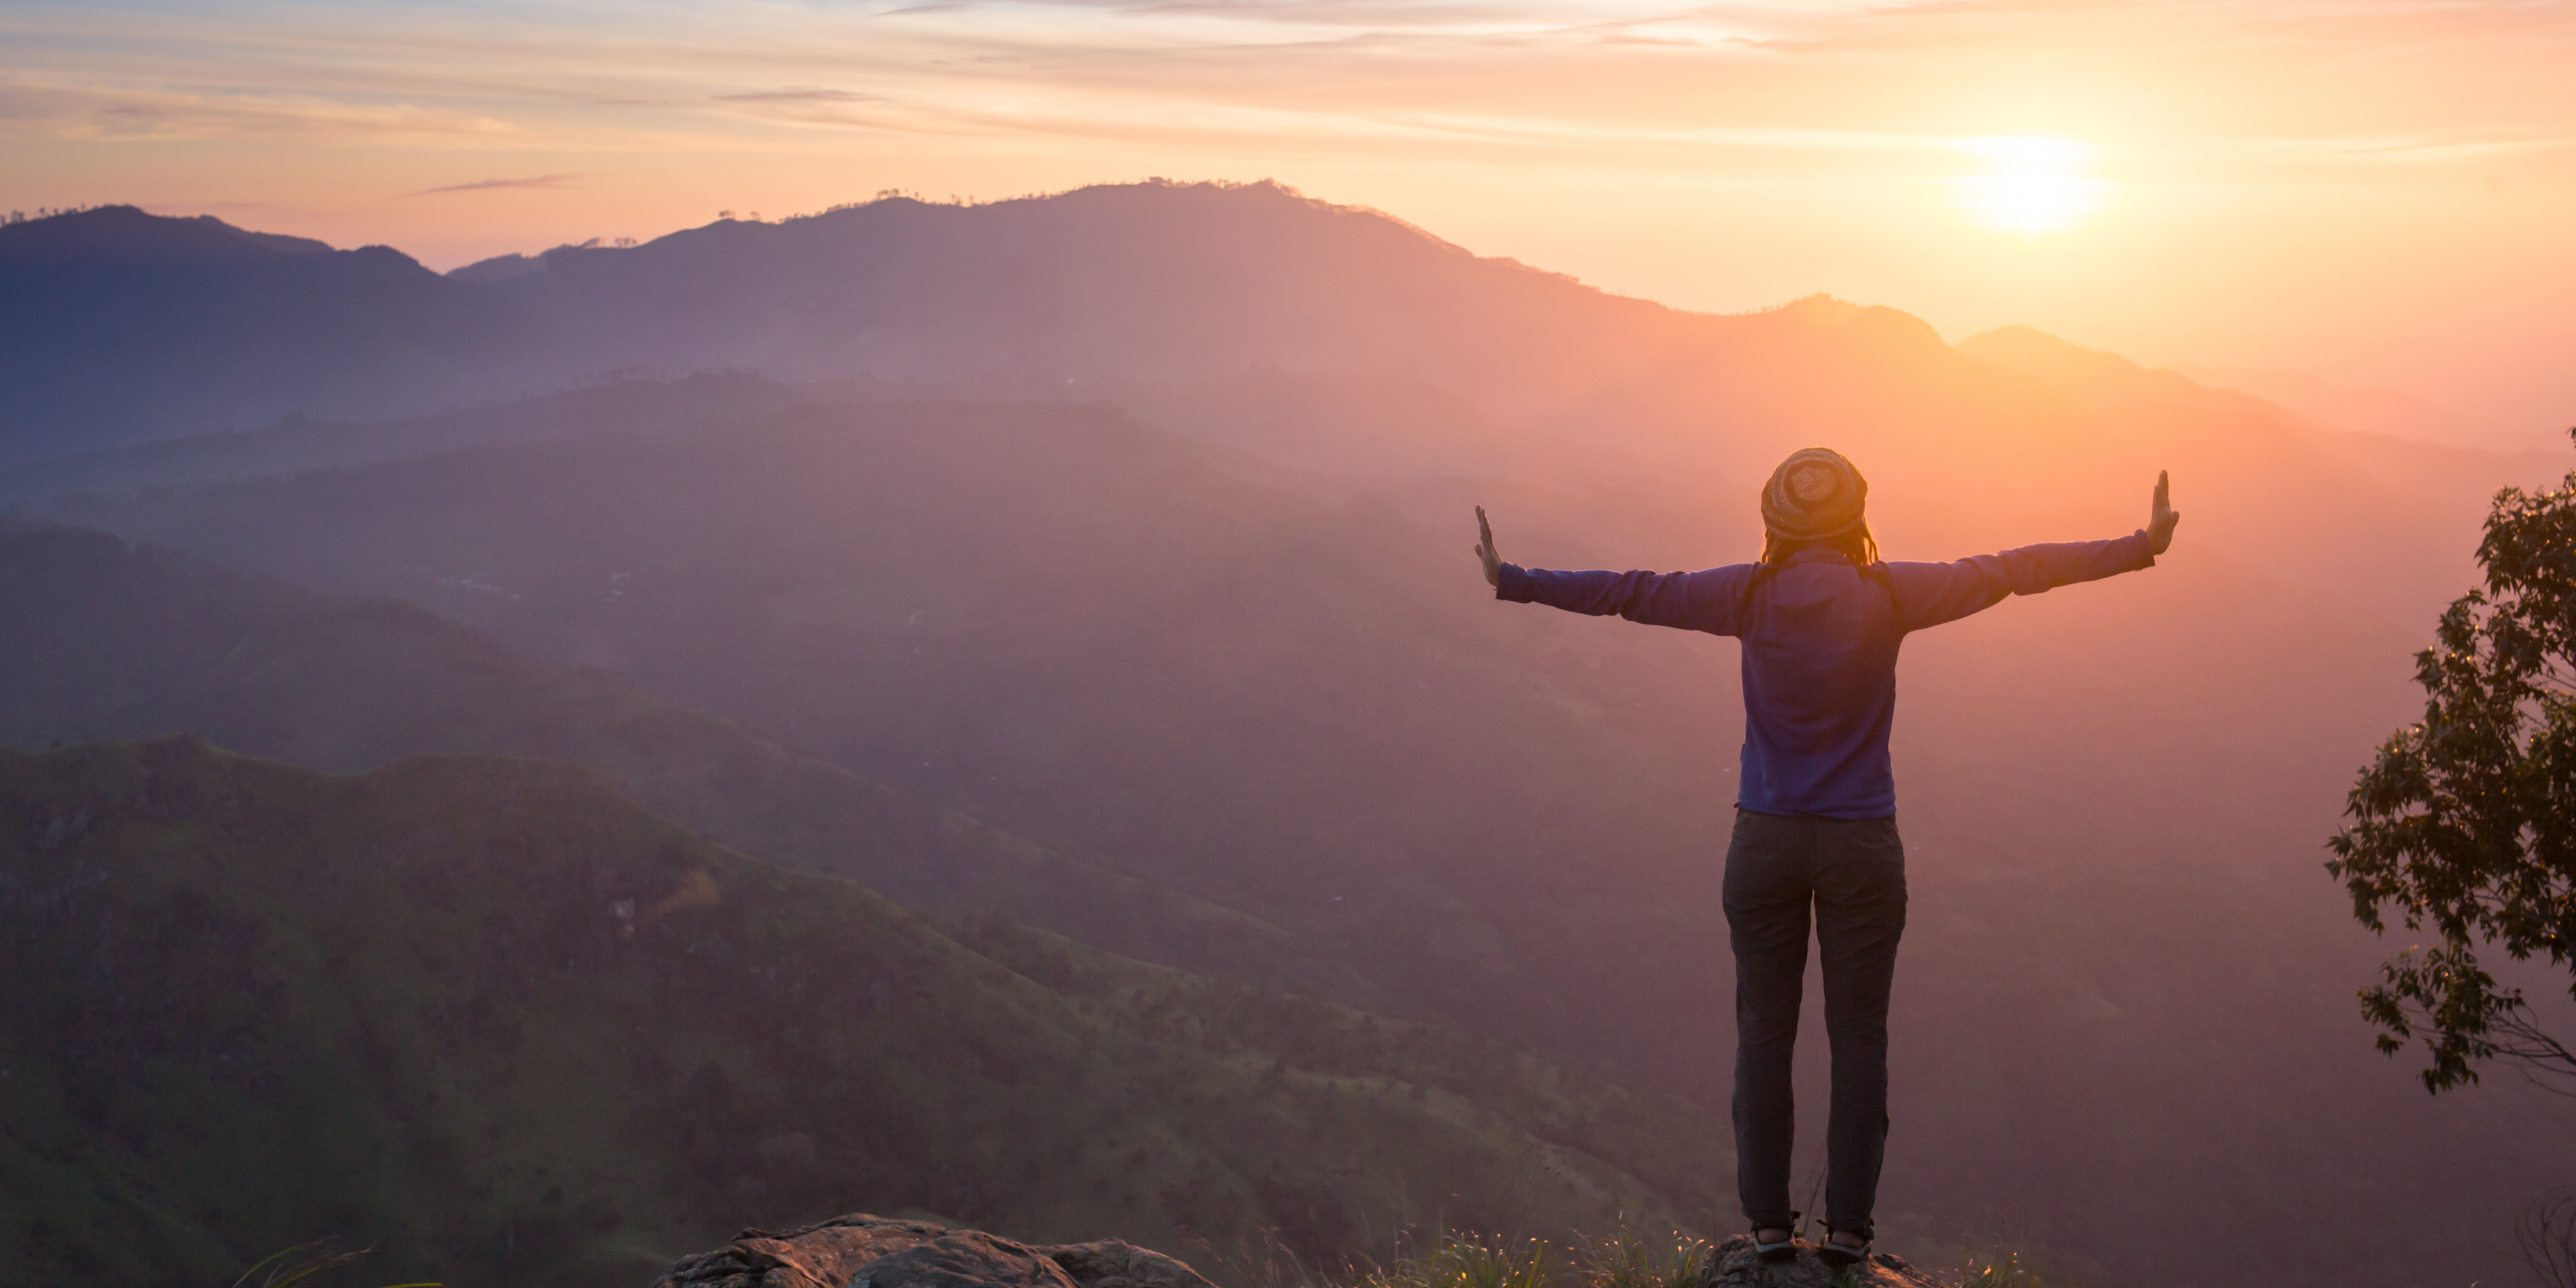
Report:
1496,533,2155,818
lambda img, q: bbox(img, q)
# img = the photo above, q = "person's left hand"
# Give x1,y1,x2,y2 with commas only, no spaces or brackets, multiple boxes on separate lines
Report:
1471,505,1502,588
2147,470,2181,556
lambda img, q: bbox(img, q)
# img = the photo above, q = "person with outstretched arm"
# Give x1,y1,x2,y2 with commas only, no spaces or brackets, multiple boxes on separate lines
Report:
1471,449,2179,1269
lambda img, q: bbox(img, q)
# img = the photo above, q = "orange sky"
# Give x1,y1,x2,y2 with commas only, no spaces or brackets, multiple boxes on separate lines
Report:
4,0,2571,443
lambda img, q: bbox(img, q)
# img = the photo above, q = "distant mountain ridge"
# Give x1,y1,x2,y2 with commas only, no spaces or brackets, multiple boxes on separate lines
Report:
0,206,512,463
0,181,1776,464
0,206,336,262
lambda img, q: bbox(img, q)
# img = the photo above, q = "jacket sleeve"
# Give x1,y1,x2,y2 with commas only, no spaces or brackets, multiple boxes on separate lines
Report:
1494,562,1756,636
1885,531,2156,632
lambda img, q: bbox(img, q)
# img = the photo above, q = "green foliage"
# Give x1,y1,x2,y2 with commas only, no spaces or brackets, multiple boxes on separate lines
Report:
1569,1228,1709,1288
2328,430,2576,1093
1355,1233,1557,1288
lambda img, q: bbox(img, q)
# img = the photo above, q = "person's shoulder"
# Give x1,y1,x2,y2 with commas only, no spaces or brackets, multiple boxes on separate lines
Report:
1880,557,1975,582
1874,558,1984,606
1684,562,1760,585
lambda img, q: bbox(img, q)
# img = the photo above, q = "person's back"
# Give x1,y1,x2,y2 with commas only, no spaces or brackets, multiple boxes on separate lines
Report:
1473,448,2179,1266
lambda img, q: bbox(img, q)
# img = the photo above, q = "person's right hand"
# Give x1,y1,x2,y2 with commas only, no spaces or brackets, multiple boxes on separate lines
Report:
2147,470,2181,555
1471,505,1502,588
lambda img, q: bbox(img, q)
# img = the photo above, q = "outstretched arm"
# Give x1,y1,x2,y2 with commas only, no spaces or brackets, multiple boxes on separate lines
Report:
1472,505,1751,634
1889,472,2179,631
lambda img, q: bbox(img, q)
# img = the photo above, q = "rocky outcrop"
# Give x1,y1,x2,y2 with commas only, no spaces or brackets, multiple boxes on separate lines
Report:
653,1214,1219,1288
1705,1234,1933,1287
653,1216,1937,1288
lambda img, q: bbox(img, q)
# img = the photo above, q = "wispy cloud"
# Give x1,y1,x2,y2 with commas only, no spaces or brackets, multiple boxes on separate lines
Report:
713,87,885,104
3,0,2561,164
2308,134,2575,162
409,173,583,195
709,85,913,132
0,82,520,144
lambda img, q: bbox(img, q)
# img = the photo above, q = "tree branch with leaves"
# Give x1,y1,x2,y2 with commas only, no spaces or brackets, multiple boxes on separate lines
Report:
2328,429,2576,1095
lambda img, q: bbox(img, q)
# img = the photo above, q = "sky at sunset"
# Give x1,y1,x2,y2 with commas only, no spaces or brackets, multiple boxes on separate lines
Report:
4,0,2571,442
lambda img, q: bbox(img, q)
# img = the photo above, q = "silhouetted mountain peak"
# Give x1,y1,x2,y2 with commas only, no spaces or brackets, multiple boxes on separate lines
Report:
563,178,1480,288
0,205,345,266
0,207,484,462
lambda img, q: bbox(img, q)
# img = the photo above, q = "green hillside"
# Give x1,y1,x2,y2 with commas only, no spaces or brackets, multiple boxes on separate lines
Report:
0,738,1723,1287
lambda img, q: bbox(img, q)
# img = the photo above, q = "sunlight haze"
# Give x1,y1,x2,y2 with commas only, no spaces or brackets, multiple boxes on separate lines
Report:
1946,137,2109,236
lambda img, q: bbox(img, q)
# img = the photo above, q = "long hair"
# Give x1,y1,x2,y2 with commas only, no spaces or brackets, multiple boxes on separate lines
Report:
1760,521,1879,568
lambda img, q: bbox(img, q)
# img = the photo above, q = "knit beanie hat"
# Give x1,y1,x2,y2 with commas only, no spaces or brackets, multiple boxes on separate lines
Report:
1760,448,1869,541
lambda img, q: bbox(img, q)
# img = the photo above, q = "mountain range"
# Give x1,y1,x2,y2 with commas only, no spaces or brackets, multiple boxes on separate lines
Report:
4,185,2573,1288
0,183,1677,463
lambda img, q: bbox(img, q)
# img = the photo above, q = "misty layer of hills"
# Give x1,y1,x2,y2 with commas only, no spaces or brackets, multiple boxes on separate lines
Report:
4,184,2573,1288
3,738,1704,1286
0,525,1357,999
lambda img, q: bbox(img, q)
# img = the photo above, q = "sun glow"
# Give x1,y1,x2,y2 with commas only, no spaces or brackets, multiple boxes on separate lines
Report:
1947,136,2110,235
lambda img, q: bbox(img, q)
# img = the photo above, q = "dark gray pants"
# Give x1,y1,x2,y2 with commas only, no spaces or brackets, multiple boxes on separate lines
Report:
1722,809,1907,1241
